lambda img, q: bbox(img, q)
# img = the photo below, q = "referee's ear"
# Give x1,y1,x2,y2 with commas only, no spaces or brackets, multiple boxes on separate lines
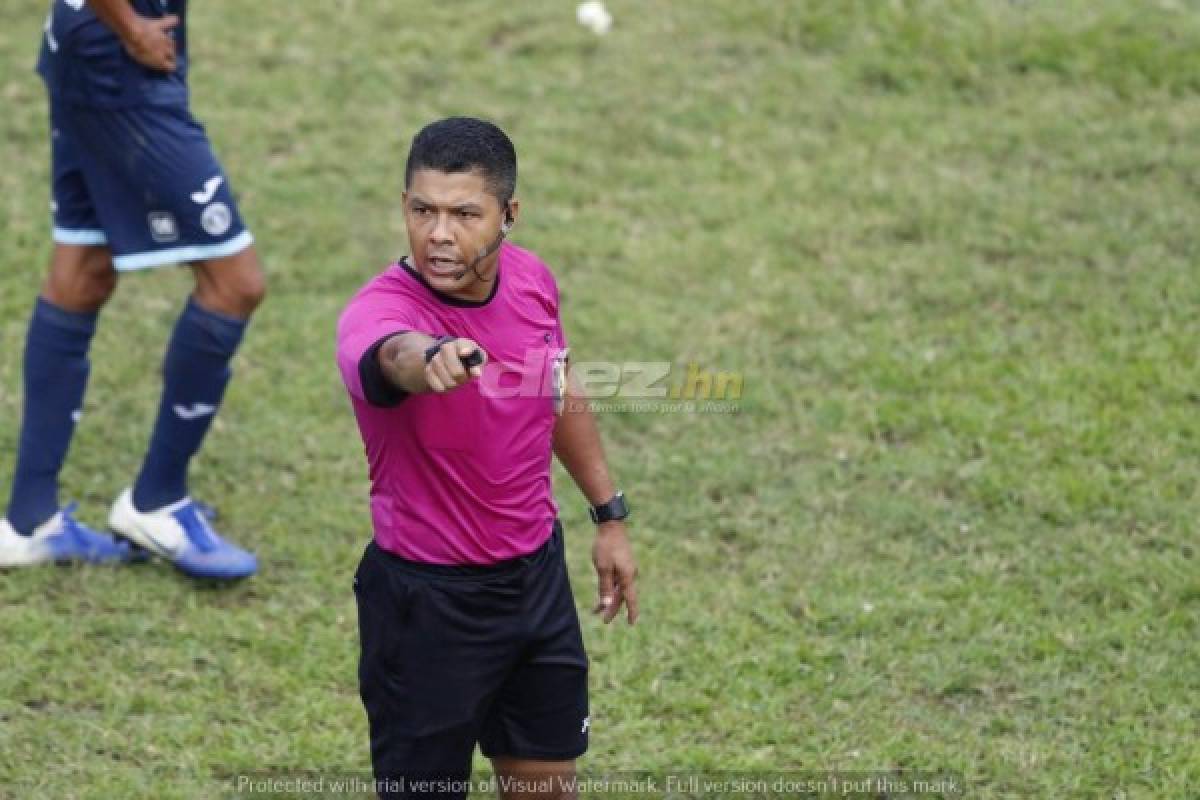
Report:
503,198,519,230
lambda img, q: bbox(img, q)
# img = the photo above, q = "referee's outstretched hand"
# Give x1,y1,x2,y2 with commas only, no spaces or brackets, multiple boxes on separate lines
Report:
425,338,487,393
593,522,639,625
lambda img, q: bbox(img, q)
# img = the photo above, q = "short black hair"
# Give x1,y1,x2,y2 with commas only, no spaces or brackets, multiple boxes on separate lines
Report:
404,117,518,207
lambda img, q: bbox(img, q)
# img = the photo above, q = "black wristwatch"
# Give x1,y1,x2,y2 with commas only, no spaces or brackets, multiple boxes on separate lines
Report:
589,491,629,524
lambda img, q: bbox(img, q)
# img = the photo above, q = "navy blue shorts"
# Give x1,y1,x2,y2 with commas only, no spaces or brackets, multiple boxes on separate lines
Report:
48,99,253,270
354,521,589,798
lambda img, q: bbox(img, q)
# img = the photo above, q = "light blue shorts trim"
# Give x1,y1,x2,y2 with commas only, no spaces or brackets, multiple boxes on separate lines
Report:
111,231,255,271
52,227,108,246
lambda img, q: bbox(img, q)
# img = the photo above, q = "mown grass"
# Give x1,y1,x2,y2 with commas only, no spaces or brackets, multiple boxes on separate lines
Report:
2,1,1200,797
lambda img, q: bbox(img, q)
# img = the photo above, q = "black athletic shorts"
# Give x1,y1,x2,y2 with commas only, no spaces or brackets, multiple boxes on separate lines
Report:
354,521,588,798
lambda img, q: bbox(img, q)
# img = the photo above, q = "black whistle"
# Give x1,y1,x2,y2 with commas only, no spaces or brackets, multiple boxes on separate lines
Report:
423,336,484,369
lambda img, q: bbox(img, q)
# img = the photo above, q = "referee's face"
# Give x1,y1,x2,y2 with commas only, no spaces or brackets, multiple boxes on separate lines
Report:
404,169,512,300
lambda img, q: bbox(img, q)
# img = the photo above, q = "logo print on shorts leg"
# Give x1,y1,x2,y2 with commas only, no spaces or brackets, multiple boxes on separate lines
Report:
201,203,232,237
191,175,224,205
148,211,179,243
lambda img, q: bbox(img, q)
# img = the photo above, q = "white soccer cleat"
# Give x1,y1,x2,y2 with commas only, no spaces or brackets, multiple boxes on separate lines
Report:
108,488,257,580
0,505,132,567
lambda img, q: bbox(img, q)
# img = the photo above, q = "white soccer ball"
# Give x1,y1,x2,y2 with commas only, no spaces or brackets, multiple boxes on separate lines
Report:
576,1,613,35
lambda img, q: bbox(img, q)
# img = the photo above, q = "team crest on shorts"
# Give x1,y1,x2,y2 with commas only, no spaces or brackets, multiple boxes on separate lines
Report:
201,202,232,237
148,211,179,243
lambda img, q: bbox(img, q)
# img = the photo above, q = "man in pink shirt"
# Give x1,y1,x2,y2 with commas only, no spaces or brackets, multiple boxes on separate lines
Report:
336,117,638,798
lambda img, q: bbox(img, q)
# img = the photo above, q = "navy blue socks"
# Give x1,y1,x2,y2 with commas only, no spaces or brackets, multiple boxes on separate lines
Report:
6,299,98,534
132,298,247,512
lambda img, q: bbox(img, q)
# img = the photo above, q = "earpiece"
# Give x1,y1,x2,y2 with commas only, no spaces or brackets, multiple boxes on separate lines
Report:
455,209,512,282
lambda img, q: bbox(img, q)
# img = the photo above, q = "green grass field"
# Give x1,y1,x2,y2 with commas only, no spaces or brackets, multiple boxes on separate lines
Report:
2,1,1200,797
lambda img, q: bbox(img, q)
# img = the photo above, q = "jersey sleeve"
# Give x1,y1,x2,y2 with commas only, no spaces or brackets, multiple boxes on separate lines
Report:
336,284,422,403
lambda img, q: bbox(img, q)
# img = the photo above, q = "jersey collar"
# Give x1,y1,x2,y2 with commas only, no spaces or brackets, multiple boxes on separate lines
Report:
397,257,502,308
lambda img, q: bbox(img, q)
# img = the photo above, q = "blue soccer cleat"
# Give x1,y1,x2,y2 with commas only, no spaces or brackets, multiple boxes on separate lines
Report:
108,488,257,580
0,504,133,567
194,500,219,522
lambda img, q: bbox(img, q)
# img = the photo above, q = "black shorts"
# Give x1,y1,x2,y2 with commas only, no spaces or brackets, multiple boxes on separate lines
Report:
354,521,588,797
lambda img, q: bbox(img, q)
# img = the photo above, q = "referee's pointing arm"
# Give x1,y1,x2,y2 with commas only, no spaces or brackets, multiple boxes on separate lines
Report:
376,334,487,394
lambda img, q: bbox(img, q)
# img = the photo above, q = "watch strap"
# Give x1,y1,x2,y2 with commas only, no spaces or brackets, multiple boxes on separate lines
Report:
589,491,629,524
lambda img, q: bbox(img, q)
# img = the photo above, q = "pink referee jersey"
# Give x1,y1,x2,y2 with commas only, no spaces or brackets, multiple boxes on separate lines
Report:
336,242,568,565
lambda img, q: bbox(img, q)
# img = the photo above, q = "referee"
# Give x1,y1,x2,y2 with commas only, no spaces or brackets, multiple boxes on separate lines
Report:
336,117,638,799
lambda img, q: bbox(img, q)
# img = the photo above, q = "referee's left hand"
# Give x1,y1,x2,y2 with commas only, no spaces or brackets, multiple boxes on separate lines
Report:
592,521,638,625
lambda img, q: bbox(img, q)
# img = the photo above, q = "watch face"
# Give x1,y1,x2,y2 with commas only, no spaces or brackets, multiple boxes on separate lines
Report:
593,493,627,523
611,494,629,519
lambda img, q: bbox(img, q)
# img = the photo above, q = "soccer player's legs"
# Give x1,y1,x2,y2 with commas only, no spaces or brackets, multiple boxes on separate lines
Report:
191,245,267,319
2,244,130,565
42,244,119,312
1,107,130,565
107,254,261,578
48,102,260,577
123,245,266,515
